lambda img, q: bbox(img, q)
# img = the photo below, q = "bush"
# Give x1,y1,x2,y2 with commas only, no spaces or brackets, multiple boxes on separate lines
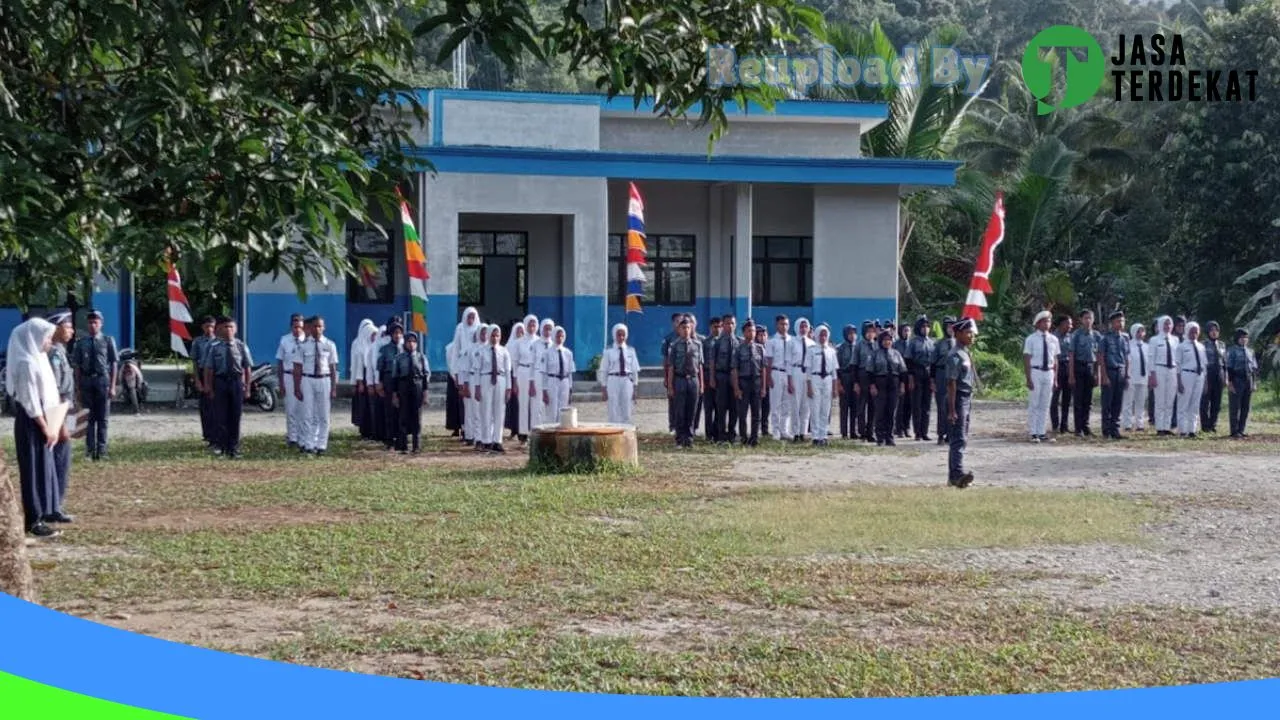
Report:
970,348,1026,401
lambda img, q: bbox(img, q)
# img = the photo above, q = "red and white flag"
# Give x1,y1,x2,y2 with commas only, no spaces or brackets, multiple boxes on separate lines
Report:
167,260,193,357
961,191,1005,321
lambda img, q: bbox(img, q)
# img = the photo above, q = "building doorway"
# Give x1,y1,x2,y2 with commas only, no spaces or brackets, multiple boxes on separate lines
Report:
457,230,527,330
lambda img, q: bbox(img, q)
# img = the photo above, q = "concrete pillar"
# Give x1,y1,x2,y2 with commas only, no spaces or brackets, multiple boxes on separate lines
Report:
733,184,753,323
811,185,899,329
422,178,460,372
565,200,608,370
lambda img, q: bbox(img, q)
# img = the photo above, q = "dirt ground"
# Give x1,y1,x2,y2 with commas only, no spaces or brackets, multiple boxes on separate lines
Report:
10,398,1280,666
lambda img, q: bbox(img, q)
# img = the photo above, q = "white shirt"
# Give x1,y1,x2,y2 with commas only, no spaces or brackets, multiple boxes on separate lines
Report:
1175,339,1207,375
1149,333,1179,370
1127,340,1150,381
476,344,512,387
276,332,305,369
788,335,817,374
539,345,576,383
598,343,639,385
805,344,838,376
1022,331,1060,372
293,336,339,377
765,333,792,372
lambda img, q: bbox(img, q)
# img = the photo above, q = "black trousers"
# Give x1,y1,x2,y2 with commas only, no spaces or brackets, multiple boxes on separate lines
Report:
837,371,856,438
714,372,738,441
736,376,762,442
198,391,213,443
934,373,949,441
445,376,463,434
15,410,56,529
356,389,373,439
371,393,386,442
859,373,876,440
382,375,400,448
699,384,716,438
873,376,899,442
1100,367,1126,437
399,380,425,451
213,376,244,455
352,383,364,428
1228,372,1252,436
1073,364,1096,433
760,384,770,435
1200,369,1224,432
911,371,932,439
1052,363,1072,432
673,377,699,444
895,373,911,435
83,376,110,456
948,392,972,481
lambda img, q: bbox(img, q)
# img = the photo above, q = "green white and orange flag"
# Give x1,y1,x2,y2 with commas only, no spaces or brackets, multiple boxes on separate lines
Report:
397,190,429,334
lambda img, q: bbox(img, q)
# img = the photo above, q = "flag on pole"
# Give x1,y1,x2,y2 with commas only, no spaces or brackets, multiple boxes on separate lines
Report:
961,191,1005,321
625,182,648,314
166,259,193,357
398,190,429,334
357,257,380,300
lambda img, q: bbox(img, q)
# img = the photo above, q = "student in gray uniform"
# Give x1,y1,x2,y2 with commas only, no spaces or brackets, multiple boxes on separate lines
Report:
700,316,720,440
1051,315,1073,433
661,313,681,433
203,317,253,459
931,317,957,445
1068,309,1101,436
45,309,76,524
1096,310,1130,440
1226,328,1259,438
756,329,770,437
1170,314,1187,428
665,317,704,449
854,320,877,442
190,316,217,446
732,320,765,447
870,329,908,446
893,321,912,438
70,309,119,461
946,318,978,488
1200,321,1228,433
392,331,429,454
906,315,935,441
712,313,740,444
377,322,405,450
836,324,859,439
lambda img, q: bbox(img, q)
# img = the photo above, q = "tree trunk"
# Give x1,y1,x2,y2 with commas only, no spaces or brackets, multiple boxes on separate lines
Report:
0,448,36,601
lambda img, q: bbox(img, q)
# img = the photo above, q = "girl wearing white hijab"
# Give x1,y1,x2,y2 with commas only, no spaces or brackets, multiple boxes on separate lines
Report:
1148,315,1179,435
7,318,62,537
531,318,556,424
1176,321,1208,438
788,317,816,441
453,307,481,443
512,314,541,441
1122,322,1150,432
464,323,490,446
444,339,462,436
505,322,527,438
362,324,383,440
539,325,575,423
350,319,375,433
598,323,639,424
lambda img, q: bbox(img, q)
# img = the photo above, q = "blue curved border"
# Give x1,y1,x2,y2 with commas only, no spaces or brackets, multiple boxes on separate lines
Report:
0,593,1276,719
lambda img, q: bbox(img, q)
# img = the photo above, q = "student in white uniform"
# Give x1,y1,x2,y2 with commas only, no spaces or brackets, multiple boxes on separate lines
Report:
1175,321,1207,438
805,324,839,446
788,317,817,442
764,315,794,441
598,323,639,424
291,315,339,456
513,314,541,441
540,326,575,424
1148,315,1179,436
349,318,375,439
475,324,513,452
1022,310,1059,443
275,314,306,448
530,318,556,425
464,323,489,446
1122,322,1150,432
452,307,481,444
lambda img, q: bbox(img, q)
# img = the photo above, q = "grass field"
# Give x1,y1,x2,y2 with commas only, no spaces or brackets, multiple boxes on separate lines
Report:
12,410,1280,698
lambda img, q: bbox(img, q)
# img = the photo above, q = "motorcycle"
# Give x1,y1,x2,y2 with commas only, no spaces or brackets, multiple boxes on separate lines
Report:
247,363,278,412
0,351,9,417
117,348,149,414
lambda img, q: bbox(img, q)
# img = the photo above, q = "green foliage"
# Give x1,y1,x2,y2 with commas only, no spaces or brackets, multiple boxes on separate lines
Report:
970,346,1023,398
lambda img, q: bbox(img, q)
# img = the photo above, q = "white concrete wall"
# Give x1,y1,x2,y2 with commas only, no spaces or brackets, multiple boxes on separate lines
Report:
812,185,899,300
600,117,860,158
753,185,815,236
457,212,564,298
441,99,600,150
606,180,713,299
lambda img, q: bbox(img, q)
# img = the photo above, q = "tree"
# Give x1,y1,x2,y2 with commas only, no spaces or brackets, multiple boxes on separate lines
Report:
0,0,821,598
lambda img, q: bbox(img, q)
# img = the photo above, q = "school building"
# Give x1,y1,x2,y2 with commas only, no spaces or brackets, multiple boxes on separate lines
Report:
2,89,959,374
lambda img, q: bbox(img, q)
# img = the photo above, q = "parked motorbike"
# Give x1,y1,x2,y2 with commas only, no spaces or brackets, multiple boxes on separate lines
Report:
117,348,149,414
247,363,278,412
0,351,9,417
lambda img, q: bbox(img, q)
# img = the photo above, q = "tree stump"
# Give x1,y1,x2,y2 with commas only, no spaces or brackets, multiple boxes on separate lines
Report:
0,447,36,602
528,423,639,472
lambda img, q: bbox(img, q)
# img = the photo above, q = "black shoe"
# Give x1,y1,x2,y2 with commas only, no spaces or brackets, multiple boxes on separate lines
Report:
474,443,486,452
957,472,975,488
518,434,528,443
228,451,243,459
1083,429,1094,437
1113,434,1128,441
937,437,946,445
494,444,506,454
45,512,75,524
886,438,896,447
27,522,59,538
876,440,885,446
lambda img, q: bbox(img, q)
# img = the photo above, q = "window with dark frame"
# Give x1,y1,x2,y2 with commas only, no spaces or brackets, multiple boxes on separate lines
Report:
608,233,695,306
347,224,394,304
457,231,528,309
752,236,813,306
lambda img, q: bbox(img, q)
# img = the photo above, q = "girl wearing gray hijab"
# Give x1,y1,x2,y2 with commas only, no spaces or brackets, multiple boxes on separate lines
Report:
6,318,63,538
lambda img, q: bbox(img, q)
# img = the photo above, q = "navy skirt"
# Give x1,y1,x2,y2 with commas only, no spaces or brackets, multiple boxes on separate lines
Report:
14,411,56,529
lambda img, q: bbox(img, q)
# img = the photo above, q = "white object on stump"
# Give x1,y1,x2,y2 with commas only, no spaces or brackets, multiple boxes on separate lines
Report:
559,407,578,428
529,421,638,472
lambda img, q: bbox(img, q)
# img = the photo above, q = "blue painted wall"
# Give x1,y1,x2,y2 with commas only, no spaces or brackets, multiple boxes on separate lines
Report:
243,293,348,376
424,292,459,372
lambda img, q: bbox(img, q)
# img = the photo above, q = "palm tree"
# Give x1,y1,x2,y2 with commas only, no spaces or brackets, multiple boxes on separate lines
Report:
1234,261,1280,339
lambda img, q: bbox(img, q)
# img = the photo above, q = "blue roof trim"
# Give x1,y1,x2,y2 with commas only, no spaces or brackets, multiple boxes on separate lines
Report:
408,145,958,187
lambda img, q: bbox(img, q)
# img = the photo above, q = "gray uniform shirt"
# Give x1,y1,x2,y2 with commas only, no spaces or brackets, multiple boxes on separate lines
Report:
70,333,119,377
1069,328,1102,367
734,341,764,379
947,346,976,393
906,335,935,375
191,335,215,371
713,334,740,375
667,338,704,380
1098,330,1130,370
871,347,908,377
859,338,879,373
49,343,74,400
208,339,253,377
932,337,956,378
1226,345,1259,388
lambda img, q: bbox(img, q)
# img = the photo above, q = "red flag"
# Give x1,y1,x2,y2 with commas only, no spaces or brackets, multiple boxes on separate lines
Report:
962,192,1005,321
167,259,193,357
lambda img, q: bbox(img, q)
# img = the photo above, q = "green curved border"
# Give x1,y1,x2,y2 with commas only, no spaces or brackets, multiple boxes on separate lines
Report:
0,671,191,719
